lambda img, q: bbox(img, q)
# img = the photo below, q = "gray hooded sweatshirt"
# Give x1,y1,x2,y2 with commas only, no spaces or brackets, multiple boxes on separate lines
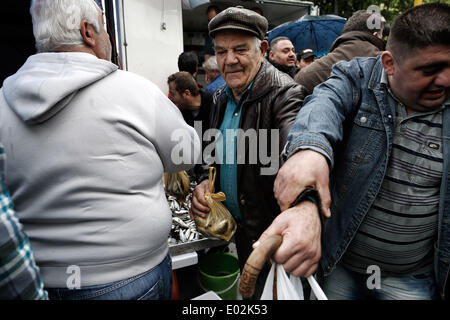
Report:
0,52,200,288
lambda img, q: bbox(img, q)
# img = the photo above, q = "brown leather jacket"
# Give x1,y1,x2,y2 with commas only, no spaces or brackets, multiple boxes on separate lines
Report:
294,31,386,96
196,60,306,245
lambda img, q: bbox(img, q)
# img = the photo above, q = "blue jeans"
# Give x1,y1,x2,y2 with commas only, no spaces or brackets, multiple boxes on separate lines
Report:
47,254,172,300
322,263,438,300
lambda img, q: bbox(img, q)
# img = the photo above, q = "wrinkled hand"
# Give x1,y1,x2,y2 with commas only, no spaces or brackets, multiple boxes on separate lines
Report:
189,180,211,220
254,201,321,277
274,149,331,218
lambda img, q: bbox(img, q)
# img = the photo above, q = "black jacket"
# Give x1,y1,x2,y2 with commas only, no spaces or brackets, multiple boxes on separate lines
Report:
181,90,213,130
197,60,305,260
267,58,299,79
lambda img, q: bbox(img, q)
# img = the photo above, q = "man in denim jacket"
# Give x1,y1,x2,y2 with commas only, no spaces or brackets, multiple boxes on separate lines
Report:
257,3,450,299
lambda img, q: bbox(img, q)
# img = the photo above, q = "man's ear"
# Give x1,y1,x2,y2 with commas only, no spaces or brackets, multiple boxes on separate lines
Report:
260,40,269,57
381,51,395,76
373,31,383,39
183,89,192,97
80,20,96,48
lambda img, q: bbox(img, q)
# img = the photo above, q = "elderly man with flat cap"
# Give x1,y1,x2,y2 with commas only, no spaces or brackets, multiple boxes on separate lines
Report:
190,6,307,299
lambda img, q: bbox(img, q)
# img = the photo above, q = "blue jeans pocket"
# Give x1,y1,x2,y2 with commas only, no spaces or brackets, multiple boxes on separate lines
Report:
137,278,161,300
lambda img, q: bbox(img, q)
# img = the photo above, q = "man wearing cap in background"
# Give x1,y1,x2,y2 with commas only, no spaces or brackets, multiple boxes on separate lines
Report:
296,48,315,70
190,6,306,299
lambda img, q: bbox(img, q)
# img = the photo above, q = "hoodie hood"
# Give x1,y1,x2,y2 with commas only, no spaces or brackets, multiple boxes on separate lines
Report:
329,31,386,53
2,52,118,124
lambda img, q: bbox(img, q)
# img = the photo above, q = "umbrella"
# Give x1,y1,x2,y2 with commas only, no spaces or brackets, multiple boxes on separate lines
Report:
268,15,347,57
182,0,210,10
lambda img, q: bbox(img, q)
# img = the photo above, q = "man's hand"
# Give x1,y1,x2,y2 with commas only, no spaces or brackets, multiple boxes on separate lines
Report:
254,201,321,277
189,180,211,220
274,149,331,217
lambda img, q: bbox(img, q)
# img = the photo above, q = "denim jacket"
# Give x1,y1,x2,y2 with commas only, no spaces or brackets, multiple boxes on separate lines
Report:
284,56,450,299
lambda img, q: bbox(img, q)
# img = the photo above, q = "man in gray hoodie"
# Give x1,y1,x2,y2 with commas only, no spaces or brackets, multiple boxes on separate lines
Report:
0,0,200,300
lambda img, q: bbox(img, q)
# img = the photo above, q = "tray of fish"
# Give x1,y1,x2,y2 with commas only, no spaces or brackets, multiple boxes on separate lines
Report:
167,181,205,246
166,179,229,255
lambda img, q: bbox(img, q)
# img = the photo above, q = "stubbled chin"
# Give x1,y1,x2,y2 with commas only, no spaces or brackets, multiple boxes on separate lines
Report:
225,72,242,80
416,98,446,111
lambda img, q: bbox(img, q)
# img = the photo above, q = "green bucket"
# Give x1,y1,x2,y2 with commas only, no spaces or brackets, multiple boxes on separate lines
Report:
198,252,240,300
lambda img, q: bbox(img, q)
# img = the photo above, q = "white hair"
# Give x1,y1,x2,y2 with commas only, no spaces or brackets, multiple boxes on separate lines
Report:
203,56,220,71
254,38,262,52
30,0,101,52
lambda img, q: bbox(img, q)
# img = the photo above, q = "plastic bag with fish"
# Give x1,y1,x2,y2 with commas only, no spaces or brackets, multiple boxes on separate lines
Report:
163,171,190,202
194,167,237,241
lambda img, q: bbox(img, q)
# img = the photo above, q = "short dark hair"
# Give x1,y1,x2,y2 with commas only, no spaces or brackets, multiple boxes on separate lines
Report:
206,5,220,15
269,36,291,51
167,71,200,96
387,3,450,63
342,10,385,35
177,52,199,76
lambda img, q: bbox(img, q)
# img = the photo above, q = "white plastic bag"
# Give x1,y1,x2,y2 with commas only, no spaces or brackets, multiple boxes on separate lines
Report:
260,263,327,300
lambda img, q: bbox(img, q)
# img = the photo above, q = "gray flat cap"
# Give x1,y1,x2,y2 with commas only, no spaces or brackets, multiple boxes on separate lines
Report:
208,6,268,40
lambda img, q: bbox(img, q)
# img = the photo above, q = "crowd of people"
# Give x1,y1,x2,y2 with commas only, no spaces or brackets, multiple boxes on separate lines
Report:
0,0,449,301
